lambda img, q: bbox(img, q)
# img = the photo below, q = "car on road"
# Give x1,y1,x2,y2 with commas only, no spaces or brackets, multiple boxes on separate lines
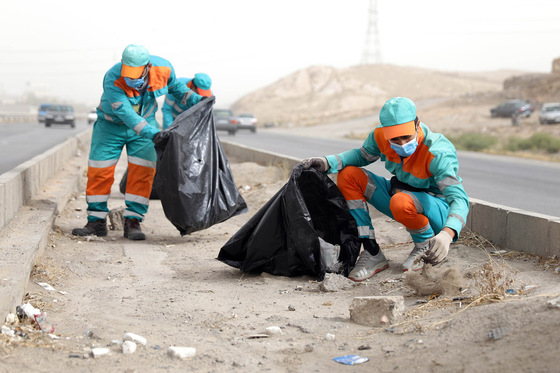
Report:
236,113,257,133
45,105,75,128
88,108,97,125
213,108,238,135
37,104,51,123
538,102,560,125
490,99,534,118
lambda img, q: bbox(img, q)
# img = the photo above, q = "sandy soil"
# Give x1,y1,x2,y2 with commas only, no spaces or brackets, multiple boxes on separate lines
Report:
2,149,560,372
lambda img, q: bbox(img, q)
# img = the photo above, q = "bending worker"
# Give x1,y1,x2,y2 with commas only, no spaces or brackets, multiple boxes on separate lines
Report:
302,97,469,281
162,73,212,129
73,44,204,240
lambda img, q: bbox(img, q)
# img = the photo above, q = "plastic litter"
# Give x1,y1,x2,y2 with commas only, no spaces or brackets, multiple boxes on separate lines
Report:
333,354,369,365
36,282,56,291
319,237,342,273
488,327,508,340
265,326,283,335
34,312,55,333
152,97,247,235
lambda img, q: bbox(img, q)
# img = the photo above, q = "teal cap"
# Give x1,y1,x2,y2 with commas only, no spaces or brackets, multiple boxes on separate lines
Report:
193,73,212,90
379,97,417,139
122,44,150,67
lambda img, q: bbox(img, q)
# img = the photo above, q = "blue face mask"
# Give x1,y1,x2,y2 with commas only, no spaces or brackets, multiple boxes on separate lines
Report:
124,77,145,89
390,134,418,157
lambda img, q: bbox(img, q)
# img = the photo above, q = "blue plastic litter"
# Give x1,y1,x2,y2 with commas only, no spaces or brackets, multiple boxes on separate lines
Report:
333,354,369,365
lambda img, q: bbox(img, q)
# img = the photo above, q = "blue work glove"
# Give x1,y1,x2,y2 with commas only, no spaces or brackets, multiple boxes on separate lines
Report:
301,157,328,172
139,124,160,141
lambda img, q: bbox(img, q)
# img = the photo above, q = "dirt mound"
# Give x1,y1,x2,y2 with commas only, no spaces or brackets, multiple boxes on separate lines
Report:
231,64,525,127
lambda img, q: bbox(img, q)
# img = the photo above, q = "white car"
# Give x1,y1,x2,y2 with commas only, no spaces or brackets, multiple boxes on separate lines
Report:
538,103,560,125
88,109,97,125
236,113,257,133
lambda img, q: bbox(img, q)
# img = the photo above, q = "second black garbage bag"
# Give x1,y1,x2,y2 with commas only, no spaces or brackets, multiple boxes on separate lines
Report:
152,97,247,235
217,165,361,279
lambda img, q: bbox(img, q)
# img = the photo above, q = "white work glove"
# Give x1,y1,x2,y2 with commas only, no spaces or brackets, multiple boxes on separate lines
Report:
425,230,453,265
301,157,328,172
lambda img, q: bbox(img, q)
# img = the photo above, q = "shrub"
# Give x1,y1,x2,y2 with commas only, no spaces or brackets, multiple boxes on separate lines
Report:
505,133,560,154
446,133,498,152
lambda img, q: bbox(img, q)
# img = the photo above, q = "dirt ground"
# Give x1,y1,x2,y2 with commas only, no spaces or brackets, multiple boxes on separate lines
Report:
2,140,560,372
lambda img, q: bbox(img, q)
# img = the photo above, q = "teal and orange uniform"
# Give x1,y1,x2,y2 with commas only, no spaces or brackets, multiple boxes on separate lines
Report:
86,47,202,223
324,120,469,246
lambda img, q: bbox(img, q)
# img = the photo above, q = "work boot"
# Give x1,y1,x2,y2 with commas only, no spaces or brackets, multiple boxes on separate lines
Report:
348,250,389,282
402,241,431,272
124,218,145,240
72,219,108,237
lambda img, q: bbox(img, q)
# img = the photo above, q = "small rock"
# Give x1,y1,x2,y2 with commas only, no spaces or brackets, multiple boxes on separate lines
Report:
123,332,146,346
325,333,336,341
288,305,296,311
122,341,137,354
5,313,17,324
91,347,110,358
265,326,282,335
547,297,560,309
167,346,196,359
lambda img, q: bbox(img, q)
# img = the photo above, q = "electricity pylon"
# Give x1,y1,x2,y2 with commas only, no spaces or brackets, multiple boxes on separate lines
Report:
361,0,382,65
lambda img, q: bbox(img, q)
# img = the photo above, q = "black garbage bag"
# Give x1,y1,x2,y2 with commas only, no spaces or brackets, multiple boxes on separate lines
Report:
119,168,160,200
152,96,247,235
217,164,361,279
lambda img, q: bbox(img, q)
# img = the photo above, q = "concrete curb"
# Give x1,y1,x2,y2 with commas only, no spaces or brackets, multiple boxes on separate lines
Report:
0,129,91,320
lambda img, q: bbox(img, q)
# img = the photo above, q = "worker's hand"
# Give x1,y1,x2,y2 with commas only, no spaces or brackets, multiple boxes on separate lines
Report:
139,125,160,141
301,157,329,172
424,230,453,265
152,131,163,144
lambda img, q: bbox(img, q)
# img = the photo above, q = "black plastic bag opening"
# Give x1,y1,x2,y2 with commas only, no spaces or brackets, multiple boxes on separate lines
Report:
152,96,247,235
217,165,361,279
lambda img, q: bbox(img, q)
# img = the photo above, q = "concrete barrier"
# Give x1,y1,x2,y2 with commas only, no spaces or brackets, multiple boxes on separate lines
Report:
221,140,560,258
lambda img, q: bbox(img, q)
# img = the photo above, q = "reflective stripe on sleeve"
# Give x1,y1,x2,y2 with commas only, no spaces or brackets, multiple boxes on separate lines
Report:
360,146,380,162
437,176,461,192
133,120,149,135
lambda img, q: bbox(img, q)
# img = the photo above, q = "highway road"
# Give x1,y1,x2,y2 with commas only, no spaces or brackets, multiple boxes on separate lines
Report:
1,122,558,218
223,130,560,218
0,120,90,173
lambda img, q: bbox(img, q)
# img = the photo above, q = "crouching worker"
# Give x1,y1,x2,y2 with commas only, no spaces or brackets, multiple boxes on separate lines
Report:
301,97,469,281
72,44,204,240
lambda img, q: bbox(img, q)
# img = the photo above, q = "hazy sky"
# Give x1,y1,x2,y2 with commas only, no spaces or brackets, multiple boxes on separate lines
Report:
2,0,560,107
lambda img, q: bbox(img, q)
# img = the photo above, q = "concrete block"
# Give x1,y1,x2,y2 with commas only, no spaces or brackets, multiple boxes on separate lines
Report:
507,210,557,257
548,219,560,258
349,296,404,327
0,172,24,230
469,198,513,248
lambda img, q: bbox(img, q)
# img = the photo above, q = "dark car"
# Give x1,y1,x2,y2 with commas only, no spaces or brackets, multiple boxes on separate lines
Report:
37,104,51,123
490,99,534,118
236,113,257,133
213,108,238,135
45,105,75,128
